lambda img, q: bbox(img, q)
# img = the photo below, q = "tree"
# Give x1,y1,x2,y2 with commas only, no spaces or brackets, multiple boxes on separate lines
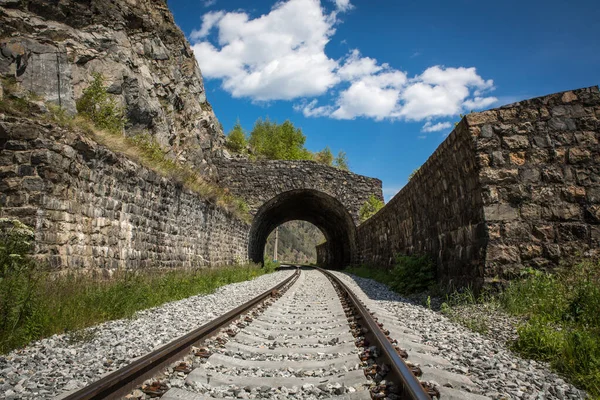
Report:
248,118,312,161
334,150,349,170
225,120,247,153
76,73,126,134
315,146,334,166
359,194,384,223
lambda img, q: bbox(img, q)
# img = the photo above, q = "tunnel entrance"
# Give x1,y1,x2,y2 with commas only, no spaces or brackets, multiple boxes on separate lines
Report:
249,189,357,269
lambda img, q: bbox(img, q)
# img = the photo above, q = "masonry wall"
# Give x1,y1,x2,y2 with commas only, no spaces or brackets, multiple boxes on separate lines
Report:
470,86,600,281
215,159,383,224
0,116,249,271
349,86,600,288
353,119,488,287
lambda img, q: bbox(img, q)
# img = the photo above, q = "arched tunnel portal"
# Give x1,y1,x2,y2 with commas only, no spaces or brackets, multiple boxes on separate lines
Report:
249,189,357,269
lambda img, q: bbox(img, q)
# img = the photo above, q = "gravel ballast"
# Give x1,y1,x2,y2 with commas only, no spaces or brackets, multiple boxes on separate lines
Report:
0,269,294,399
331,271,587,400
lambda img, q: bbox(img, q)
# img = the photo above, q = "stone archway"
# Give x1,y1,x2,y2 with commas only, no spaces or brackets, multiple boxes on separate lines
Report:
248,189,357,269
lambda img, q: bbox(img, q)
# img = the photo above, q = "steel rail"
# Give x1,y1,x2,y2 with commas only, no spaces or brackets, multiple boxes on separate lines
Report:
62,267,300,400
317,267,431,400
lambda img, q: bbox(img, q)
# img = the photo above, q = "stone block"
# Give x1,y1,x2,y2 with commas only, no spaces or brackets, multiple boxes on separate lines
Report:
502,135,529,150
509,151,526,166
486,245,521,263
479,168,519,184
466,111,498,125
567,147,591,164
484,204,519,222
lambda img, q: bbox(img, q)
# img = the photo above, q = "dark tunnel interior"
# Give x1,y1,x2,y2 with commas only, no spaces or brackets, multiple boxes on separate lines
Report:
248,189,357,269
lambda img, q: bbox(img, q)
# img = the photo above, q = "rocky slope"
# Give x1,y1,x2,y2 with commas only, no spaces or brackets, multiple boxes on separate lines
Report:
0,0,224,176
264,221,325,264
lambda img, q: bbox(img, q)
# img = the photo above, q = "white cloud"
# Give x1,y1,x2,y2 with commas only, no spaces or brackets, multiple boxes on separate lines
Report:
333,0,353,12
190,11,225,40
191,0,497,120
191,0,341,101
421,121,452,132
203,0,217,7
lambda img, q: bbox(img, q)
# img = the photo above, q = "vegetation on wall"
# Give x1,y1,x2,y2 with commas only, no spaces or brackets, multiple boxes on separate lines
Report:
43,74,250,220
359,194,385,223
225,118,350,170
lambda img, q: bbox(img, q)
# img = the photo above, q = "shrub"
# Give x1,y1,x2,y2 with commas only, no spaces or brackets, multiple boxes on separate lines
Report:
334,150,349,170
359,194,384,223
315,147,334,166
76,73,126,134
345,254,436,295
389,254,436,294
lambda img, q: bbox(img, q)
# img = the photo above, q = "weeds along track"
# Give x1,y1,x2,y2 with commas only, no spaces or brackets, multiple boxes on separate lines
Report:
63,267,485,400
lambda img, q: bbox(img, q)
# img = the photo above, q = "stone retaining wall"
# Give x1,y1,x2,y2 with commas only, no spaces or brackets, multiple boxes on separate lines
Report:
0,116,249,271
330,86,600,288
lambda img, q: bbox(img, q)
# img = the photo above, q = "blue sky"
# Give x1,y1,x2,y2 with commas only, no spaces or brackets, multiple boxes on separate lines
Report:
169,0,600,201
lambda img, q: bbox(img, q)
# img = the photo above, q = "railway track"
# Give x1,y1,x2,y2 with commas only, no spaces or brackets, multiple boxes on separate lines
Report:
63,266,488,400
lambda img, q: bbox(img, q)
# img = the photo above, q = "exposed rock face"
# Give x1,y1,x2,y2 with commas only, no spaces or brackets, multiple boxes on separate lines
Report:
0,0,224,175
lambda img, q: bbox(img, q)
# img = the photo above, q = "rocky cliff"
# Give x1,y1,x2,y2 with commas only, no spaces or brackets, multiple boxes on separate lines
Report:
0,0,224,176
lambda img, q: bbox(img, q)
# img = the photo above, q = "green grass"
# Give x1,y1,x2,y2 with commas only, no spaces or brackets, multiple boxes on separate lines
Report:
498,261,600,397
0,219,275,354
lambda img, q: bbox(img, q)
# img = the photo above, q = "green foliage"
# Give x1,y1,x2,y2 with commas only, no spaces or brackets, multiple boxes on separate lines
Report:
389,254,436,294
226,121,248,153
76,73,126,134
0,219,42,351
263,258,281,273
359,194,385,223
334,150,349,170
248,118,313,161
408,167,420,181
344,254,436,296
315,146,334,166
500,260,600,396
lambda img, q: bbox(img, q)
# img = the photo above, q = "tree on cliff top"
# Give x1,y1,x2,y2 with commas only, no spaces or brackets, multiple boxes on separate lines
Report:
227,118,351,170
225,120,247,153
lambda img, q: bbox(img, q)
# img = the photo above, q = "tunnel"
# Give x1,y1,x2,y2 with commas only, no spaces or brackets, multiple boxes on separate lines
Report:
249,189,357,269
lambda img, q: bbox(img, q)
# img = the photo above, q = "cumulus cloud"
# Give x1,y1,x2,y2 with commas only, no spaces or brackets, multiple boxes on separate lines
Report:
190,0,340,101
421,121,452,132
191,0,497,120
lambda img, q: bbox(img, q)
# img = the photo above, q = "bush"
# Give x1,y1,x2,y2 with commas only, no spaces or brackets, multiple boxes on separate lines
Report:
359,194,384,223
76,73,126,134
389,255,436,294
263,258,281,273
345,254,436,295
